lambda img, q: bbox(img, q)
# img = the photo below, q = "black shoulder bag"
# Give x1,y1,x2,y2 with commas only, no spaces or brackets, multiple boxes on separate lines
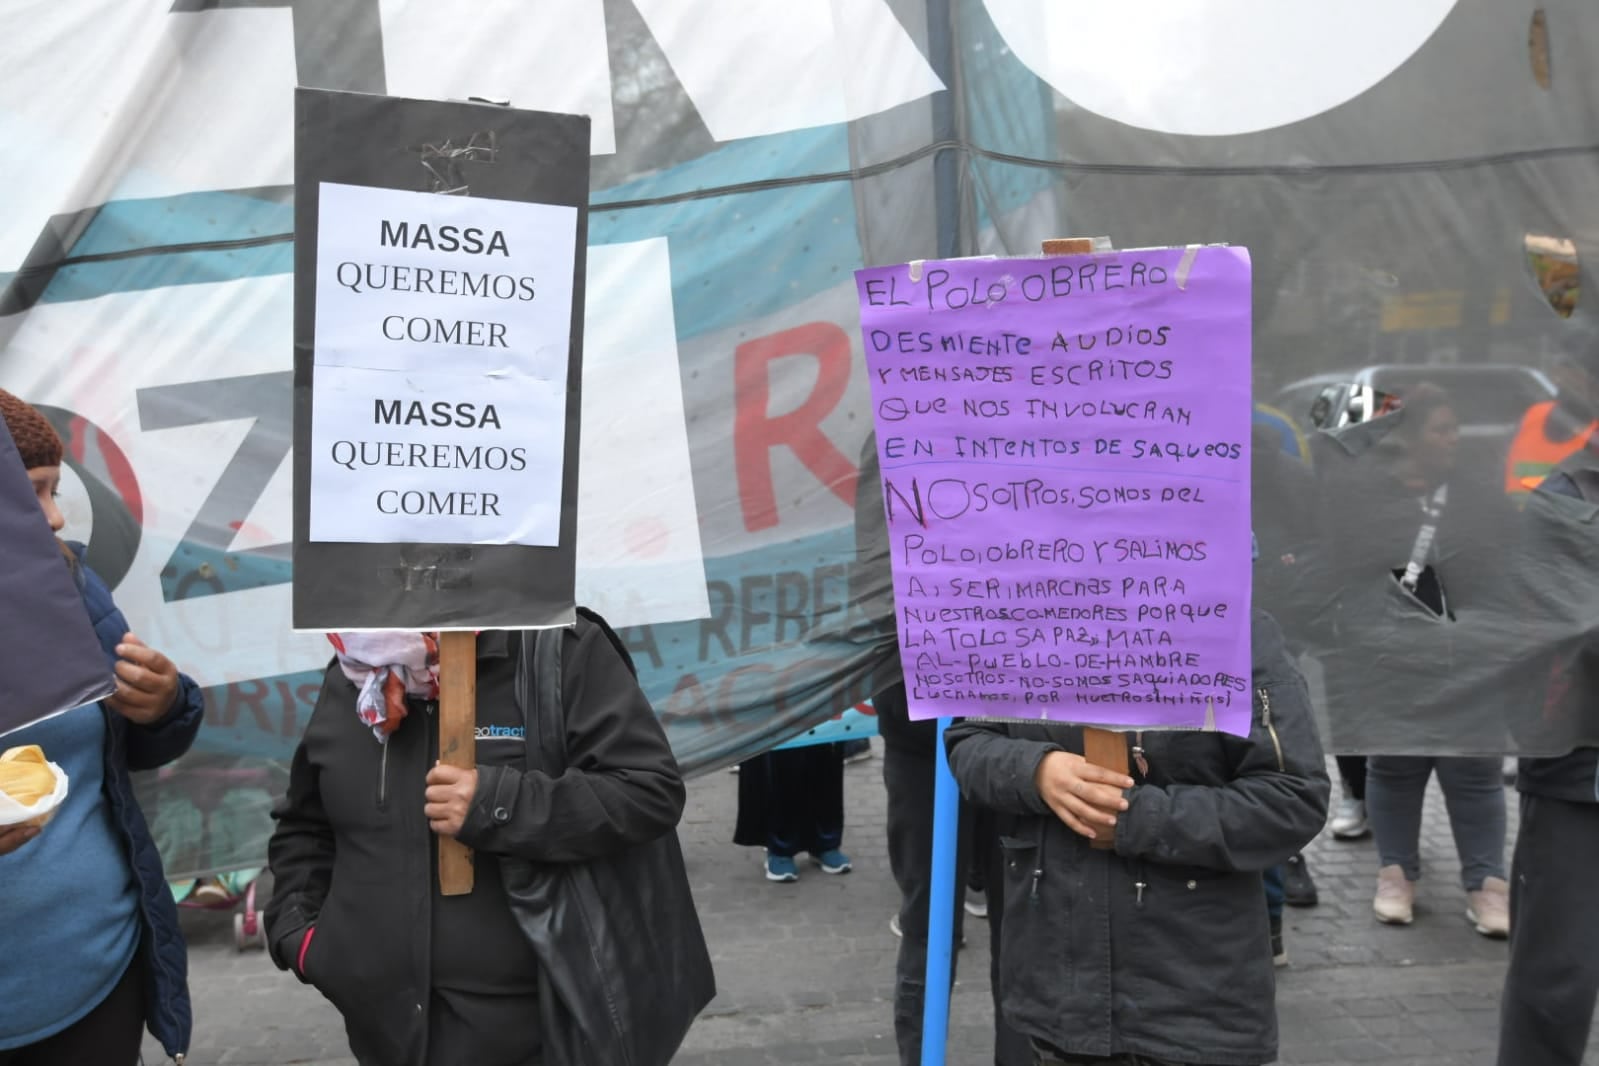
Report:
502,612,716,1066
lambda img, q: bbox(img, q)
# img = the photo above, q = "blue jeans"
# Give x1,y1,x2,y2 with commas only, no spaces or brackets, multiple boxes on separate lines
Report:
1262,865,1285,921
1366,755,1505,891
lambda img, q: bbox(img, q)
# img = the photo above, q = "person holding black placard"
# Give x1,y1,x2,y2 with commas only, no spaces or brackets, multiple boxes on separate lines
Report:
266,611,710,1066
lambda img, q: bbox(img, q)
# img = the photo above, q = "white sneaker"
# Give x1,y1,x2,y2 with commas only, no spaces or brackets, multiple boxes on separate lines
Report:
1467,877,1510,939
1330,798,1370,840
1373,865,1415,925
963,888,989,920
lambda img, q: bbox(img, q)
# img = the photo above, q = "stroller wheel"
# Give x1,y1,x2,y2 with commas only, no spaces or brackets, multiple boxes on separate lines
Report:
233,912,265,952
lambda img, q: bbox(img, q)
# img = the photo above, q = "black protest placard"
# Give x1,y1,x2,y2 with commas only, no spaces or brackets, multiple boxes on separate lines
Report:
293,88,589,631
0,420,115,736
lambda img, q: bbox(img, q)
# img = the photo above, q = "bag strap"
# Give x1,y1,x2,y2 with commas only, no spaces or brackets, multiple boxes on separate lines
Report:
518,626,569,774
575,605,637,678
1399,483,1448,593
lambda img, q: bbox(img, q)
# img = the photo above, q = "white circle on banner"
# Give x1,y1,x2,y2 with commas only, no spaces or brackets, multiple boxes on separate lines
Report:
983,0,1460,136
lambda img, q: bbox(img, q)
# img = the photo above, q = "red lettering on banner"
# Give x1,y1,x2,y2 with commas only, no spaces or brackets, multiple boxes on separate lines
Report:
659,672,706,724
211,679,276,734
733,322,857,531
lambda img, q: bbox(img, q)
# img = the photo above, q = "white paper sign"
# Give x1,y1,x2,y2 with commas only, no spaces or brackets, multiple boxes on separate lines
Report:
308,181,578,546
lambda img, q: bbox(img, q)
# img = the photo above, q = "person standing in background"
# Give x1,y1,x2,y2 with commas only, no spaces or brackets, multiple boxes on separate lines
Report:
734,742,853,882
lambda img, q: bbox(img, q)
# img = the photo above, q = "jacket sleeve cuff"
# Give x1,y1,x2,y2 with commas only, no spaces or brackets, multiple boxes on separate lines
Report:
1113,783,1167,858
458,763,519,851
1009,740,1063,816
267,901,315,977
133,673,203,734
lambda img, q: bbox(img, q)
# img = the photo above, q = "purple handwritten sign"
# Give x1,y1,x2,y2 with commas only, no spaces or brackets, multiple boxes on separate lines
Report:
855,247,1253,735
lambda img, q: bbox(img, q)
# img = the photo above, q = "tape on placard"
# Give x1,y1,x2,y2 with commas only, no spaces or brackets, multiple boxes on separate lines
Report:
1174,244,1202,291
908,259,925,283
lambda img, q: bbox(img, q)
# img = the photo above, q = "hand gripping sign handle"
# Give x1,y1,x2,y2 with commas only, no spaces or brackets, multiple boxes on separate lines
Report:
1043,237,1132,851
438,631,477,896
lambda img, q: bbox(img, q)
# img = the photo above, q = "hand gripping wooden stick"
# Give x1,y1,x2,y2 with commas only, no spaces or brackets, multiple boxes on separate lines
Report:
437,631,477,895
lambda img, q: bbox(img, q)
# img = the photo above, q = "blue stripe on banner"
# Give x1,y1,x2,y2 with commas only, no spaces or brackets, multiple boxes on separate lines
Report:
777,704,879,749
41,240,292,304
71,189,292,259
590,177,863,341
594,126,849,206
15,125,863,339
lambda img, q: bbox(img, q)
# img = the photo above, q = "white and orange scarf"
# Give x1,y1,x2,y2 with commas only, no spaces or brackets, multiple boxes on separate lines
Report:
327,632,440,741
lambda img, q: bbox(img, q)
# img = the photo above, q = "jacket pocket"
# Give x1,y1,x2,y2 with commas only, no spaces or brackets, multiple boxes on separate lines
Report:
998,835,1044,904
994,826,1079,1043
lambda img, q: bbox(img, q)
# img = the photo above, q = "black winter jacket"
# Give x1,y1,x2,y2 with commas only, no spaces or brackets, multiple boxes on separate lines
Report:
265,620,686,1066
945,611,1329,1066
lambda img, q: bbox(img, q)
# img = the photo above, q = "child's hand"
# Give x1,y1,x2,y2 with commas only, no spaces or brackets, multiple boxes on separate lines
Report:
1034,751,1133,841
107,633,181,725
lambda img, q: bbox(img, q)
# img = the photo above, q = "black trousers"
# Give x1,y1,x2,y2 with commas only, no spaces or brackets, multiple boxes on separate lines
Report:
732,743,845,856
1336,754,1367,800
885,741,968,1066
884,741,1031,1066
1498,794,1599,1066
0,959,143,1066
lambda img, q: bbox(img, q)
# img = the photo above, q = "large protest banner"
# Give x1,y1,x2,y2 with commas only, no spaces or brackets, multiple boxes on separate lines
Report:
4,2,1599,877
0,420,114,737
857,246,1253,734
293,89,589,632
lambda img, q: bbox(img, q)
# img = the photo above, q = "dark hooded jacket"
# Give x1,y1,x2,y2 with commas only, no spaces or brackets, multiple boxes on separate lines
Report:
945,610,1329,1066
72,543,202,1061
265,618,686,1066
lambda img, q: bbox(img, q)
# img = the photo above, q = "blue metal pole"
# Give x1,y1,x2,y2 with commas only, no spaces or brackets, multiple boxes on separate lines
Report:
919,715,960,1066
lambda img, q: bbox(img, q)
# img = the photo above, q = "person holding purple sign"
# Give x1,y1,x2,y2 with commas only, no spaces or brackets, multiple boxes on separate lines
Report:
0,389,203,1066
945,609,1329,1066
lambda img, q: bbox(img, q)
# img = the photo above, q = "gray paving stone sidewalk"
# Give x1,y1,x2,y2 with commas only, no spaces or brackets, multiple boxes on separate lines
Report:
144,752,1597,1065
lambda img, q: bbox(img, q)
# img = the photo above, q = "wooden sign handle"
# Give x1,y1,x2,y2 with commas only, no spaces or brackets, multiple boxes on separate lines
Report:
437,630,477,895
1044,236,1130,850
1082,726,1131,851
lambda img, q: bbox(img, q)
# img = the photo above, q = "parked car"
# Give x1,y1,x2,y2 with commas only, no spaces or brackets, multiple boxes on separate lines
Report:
1271,363,1556,487
1274,364,1554,433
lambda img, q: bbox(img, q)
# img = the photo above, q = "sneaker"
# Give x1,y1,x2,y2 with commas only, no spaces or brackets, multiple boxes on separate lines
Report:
964,888,989,919
192,879,231,906
1467,877,1510,939
1330,798,1370,840
812,849,852,874
765,854,799,882
1269,915,1288,967
890,911,965,946
1373,865,1415,925
1283,853,1319,907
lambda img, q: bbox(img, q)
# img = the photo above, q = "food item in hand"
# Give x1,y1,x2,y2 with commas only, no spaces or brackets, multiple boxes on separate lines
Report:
0,745,57,805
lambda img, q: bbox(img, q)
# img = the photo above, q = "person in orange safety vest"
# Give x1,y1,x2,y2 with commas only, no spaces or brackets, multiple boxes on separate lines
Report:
1506,314,1599,497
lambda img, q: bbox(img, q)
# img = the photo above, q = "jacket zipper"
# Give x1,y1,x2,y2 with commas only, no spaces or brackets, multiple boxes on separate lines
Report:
1259,688,1285,772
377,739,391,810
1129,732,1149,908
1030,818,1047,903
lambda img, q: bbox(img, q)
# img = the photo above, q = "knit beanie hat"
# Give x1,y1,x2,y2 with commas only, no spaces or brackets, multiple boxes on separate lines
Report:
0,389,64,470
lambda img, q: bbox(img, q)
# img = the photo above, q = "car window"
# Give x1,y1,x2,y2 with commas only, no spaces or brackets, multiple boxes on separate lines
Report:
1370,370,1550,426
